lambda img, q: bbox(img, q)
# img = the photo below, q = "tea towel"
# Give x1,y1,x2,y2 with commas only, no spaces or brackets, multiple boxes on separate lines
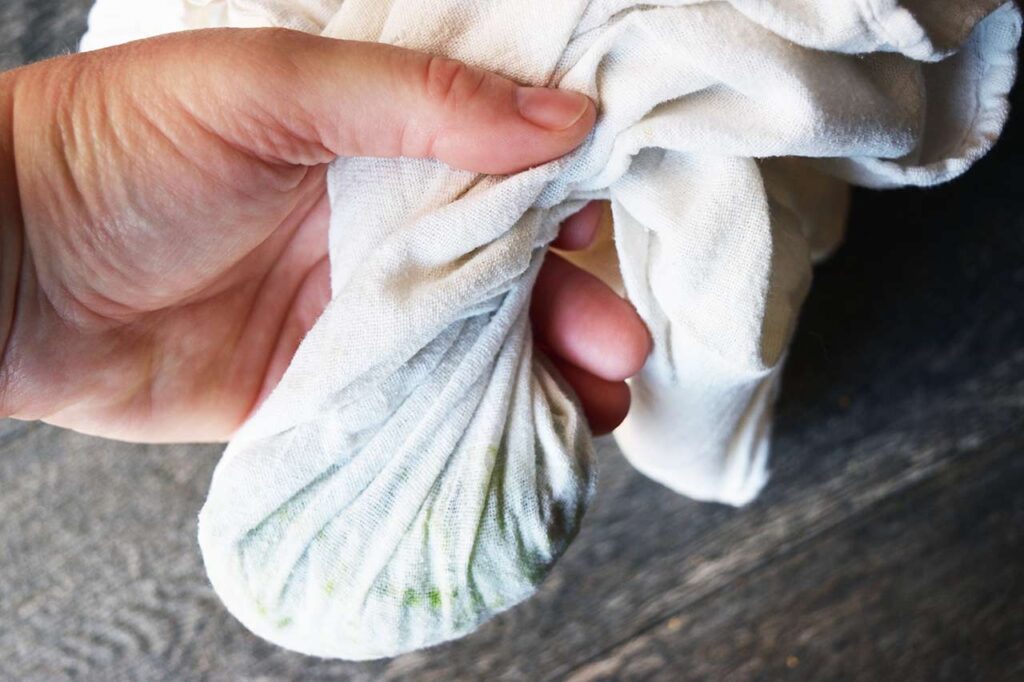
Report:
82,0,1021,659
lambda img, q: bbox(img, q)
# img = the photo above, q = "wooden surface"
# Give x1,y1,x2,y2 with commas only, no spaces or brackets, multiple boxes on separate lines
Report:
1,3,1023,680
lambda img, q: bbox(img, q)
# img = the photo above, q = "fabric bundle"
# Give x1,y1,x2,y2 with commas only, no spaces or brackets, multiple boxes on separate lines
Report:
83,0,1020,660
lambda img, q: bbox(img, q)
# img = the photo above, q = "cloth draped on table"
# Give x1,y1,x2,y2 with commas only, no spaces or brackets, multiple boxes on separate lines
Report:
83,0,1021,660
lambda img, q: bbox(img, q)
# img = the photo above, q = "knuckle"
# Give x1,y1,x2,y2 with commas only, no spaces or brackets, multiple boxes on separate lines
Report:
406,54,493,158
421,54,488,113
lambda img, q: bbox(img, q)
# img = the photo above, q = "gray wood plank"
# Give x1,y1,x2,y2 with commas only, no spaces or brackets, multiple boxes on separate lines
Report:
564,434,1024,682
0,0,92,71
2,349,1018,680
0,419,34,443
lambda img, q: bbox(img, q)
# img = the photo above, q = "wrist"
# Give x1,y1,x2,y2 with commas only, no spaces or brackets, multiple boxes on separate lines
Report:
0,68,24,417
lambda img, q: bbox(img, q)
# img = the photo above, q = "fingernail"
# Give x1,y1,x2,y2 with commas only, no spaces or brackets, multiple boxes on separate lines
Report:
516,87,591,131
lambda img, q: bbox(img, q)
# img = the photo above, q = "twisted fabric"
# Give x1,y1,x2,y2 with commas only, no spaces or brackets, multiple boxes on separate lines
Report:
83,0,1020,660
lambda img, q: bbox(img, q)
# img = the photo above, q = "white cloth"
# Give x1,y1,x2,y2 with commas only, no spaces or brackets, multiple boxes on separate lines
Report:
83,0,1020,660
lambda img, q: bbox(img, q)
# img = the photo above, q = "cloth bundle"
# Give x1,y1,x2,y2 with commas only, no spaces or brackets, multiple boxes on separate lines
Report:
83,0,1020,660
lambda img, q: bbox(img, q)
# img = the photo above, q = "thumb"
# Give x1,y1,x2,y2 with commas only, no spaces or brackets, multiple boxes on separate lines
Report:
125,28,596,175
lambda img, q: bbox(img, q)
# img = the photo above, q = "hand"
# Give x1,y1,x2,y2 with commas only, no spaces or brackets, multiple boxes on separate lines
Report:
0,28,649,442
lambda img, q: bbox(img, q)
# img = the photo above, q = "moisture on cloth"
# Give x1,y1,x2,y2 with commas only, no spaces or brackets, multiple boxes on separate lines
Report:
82,0,1021,661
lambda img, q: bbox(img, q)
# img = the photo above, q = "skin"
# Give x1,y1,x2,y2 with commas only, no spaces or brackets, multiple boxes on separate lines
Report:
0,28,650,443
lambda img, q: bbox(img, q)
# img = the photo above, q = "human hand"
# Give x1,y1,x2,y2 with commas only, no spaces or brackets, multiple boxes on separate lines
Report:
0,28,649,442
